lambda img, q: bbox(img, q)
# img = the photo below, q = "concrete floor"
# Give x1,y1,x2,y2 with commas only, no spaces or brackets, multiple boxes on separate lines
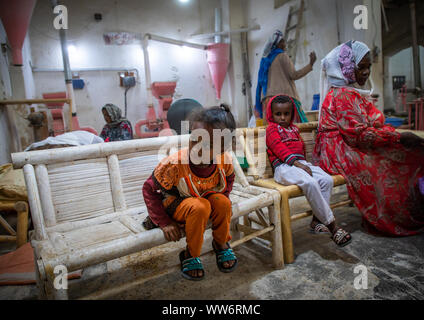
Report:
1,186,423,300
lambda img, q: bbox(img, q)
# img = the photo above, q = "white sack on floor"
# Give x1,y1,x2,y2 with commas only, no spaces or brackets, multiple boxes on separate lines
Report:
25,131,104,151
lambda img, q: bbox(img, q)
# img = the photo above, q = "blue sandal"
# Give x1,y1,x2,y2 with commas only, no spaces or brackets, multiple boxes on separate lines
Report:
179,250,205,281
212,241,238,273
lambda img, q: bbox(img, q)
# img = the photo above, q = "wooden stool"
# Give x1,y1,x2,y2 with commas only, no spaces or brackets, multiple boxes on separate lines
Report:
0,200,29,248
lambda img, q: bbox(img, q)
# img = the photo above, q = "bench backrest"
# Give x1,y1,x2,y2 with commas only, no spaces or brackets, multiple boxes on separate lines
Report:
11,135,191,239
241,122,318,180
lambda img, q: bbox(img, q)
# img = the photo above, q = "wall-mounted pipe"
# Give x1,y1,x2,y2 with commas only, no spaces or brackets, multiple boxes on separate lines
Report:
32,66,140,78
145,33,207,50
190,25,261,40
50,0,76,129
214,8,222,44
142,35,154,108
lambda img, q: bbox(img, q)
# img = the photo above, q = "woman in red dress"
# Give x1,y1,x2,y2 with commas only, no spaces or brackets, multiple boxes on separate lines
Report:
313,40,424,236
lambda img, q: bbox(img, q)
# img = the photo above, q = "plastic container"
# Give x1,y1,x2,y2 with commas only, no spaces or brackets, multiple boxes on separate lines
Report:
384,117,405,128
311,94,320,111
72,79,85,90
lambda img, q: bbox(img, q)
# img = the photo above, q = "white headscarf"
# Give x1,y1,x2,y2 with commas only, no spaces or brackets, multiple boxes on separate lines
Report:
262,30,284,57
319,40,373,118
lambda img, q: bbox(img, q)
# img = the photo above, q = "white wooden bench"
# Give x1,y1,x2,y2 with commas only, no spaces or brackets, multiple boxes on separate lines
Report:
239,122,352,264
11,134,284,299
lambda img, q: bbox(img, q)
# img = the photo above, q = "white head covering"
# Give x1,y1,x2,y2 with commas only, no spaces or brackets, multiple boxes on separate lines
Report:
262,30,284,57
319,40,372,118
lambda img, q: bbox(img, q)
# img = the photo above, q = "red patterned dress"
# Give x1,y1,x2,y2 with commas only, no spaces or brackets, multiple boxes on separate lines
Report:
313,87,424,236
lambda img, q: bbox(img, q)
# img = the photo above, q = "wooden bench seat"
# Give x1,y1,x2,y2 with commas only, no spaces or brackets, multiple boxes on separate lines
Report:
239,122,352,264
12,134,284,299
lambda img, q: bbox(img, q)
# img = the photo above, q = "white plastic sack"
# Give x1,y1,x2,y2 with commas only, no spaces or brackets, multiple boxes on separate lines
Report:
248,115,257,128
25,131,104,151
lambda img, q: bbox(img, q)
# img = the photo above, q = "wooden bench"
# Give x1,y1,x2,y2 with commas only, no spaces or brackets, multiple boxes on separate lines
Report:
238,122,352,264
11,134,284,299
0,201,28,248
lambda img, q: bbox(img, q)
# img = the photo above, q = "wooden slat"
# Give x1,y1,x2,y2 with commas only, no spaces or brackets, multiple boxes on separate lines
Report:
0,98,71,105
23,164,48,240
50,221,133,252
0,215,16,235
233,224,273,244
119,153,162,208
0,235,17,242
35,164,56,227
291,199,352,221
108,154,127,211
255,209,269,226
12,134,190,169
248,215,267,227
253,174,346,199
16,201,28,247
48,159,115,224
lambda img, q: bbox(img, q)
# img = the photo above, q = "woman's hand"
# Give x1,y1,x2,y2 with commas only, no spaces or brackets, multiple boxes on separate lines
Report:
294,160,313,176
309,51,317,67
400,132,424,148
161,221,185,242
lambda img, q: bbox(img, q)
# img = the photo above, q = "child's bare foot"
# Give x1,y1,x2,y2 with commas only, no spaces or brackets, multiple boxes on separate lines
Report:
212,240,238,273
179,248,204,280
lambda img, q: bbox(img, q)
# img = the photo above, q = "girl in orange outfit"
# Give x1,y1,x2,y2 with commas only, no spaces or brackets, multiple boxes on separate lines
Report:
142,105,237,281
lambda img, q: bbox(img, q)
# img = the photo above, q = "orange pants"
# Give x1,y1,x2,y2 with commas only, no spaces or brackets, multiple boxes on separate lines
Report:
172,193,232,258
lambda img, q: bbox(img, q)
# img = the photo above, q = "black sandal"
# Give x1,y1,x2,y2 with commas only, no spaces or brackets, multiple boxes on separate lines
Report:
179,250,205,281
309,223,331,235
332,228,352,247
212,241,238,273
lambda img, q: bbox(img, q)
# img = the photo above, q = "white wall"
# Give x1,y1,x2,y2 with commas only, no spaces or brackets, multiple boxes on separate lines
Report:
29,0,237,133
222,0,249,126
0,19,36,163
337,0,384,109
383,46,424,111
0,21,12,164
246,0,385,111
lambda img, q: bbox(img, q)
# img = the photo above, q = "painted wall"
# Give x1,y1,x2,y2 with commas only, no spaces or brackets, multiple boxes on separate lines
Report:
7,34,37,152
222,0,249,126
0,21,12,164
246,0,385,112
0,20,36,163
383,46,424,111
29,0,238,134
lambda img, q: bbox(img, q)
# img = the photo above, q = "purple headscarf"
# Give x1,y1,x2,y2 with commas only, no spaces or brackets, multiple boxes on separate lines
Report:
338,41,356,84
319,40,372,116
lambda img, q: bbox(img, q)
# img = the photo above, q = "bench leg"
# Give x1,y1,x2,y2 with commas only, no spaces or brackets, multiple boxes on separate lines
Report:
268,203,284,269
243,214,251,228
280,193,294,264
46,280,69,300
35,259,47,300
15,201,28,248
230,217,242,241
